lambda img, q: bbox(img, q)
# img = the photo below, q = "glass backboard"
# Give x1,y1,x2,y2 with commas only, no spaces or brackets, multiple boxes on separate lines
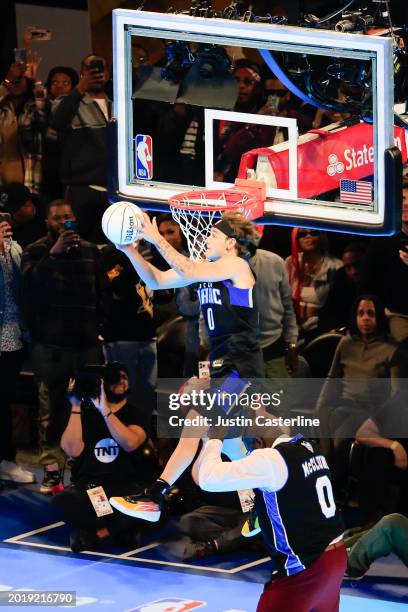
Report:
112,9,405,234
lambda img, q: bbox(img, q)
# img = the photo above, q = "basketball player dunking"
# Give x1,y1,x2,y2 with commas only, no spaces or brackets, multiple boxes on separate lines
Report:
110,211,265,521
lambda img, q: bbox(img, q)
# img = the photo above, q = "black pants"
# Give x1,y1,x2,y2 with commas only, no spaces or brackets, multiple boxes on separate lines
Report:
0,349,25,462
64,185,109,244
358,447,408,520
31,343,102,467
179,504,249,553
53,480,145,537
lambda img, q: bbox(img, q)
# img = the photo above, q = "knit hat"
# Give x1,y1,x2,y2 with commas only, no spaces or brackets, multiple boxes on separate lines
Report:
0,183,31,215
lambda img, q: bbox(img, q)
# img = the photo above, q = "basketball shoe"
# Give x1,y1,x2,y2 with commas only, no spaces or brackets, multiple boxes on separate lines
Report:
110,478,170,522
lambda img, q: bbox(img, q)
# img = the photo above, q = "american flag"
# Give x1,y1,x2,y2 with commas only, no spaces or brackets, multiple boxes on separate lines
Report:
340,179,373,204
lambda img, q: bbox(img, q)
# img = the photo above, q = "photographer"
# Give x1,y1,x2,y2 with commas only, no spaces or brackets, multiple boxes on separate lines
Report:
54,362,151,552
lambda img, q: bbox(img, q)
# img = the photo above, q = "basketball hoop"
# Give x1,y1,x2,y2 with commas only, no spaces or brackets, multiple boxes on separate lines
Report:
168,180,265,260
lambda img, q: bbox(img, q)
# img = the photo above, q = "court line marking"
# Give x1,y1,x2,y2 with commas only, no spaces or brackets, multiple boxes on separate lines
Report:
3,522,66,542
3,522,271,573
118,542,162,557
229,558,271,573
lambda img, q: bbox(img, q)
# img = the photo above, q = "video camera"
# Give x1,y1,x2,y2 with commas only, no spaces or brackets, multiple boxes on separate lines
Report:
72,362,125,405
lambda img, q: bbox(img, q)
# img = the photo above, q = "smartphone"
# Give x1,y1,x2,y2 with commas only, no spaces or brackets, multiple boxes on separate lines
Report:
89,59,104,73
28,28,52,41
267,94,280,111
14,48,27,64
64,219,78,233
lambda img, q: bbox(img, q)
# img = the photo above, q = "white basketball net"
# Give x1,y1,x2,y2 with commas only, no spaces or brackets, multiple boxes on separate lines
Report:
170,190,256,260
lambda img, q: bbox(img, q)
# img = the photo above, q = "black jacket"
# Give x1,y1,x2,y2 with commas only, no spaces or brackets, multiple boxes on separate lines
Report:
51,89,111,187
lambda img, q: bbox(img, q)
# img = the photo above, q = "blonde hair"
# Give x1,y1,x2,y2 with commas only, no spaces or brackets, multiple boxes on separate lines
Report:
221,211,260,258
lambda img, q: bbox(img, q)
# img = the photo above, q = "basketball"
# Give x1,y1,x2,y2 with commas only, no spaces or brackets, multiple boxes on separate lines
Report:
101,201,144,245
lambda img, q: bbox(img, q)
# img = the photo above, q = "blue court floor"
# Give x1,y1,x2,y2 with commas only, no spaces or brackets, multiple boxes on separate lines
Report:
1,485,407,611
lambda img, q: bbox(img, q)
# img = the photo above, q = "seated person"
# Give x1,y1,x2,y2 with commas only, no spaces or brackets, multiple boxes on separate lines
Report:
344,513,408,580
179,444,257,561
53,362,151,551
315,295,403,497
353,396,408,520
286,229,343,337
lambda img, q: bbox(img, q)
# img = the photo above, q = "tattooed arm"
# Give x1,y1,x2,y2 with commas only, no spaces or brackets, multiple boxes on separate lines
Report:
139,214,248,284
118,242,190,290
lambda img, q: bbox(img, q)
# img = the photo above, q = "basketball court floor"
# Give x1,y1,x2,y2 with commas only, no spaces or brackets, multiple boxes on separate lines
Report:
1,476,406,611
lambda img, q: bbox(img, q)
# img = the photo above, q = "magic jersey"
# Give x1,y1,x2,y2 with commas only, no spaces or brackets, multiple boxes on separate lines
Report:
255,437,344,579
197,277,263,378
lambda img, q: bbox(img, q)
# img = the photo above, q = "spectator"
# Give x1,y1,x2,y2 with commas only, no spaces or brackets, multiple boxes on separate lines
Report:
51,55,111,243
0,59,40,190
251,245,299,378
260,77,314,135
13,65,79,203
318,242,367,334
45,66,79,100
315,295,404,501
100,243,158,420
21,199,108,493
286,228,343,335
155,104,205,186
215,74,313,184
344,513,408,580
131,42,150,88
359,175,408,342
0,183,46,248
353,382,408,519
42,66,79,202
53,363,150,552
233,60,266,114
214,61,268,183
0,206,35,483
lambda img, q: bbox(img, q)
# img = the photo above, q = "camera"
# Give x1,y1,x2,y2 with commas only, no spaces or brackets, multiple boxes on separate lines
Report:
161,41,194,82
335,10,374,34
72,362,125,405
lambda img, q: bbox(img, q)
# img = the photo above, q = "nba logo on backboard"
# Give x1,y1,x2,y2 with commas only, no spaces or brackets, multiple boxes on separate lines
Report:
128,597,206,611
135,134,153,180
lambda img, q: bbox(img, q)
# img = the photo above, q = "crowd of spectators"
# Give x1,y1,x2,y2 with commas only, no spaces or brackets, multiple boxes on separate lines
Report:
0,39,407,572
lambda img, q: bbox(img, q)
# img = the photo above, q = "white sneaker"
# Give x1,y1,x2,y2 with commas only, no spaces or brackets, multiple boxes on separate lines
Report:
0,461,36,483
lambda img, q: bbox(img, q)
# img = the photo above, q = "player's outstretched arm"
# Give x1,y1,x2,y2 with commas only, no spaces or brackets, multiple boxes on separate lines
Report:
117,242,190,290
140,214,247,283
197,439,288,492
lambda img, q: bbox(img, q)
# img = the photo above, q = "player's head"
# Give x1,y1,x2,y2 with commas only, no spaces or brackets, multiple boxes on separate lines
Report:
205,212,260,261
